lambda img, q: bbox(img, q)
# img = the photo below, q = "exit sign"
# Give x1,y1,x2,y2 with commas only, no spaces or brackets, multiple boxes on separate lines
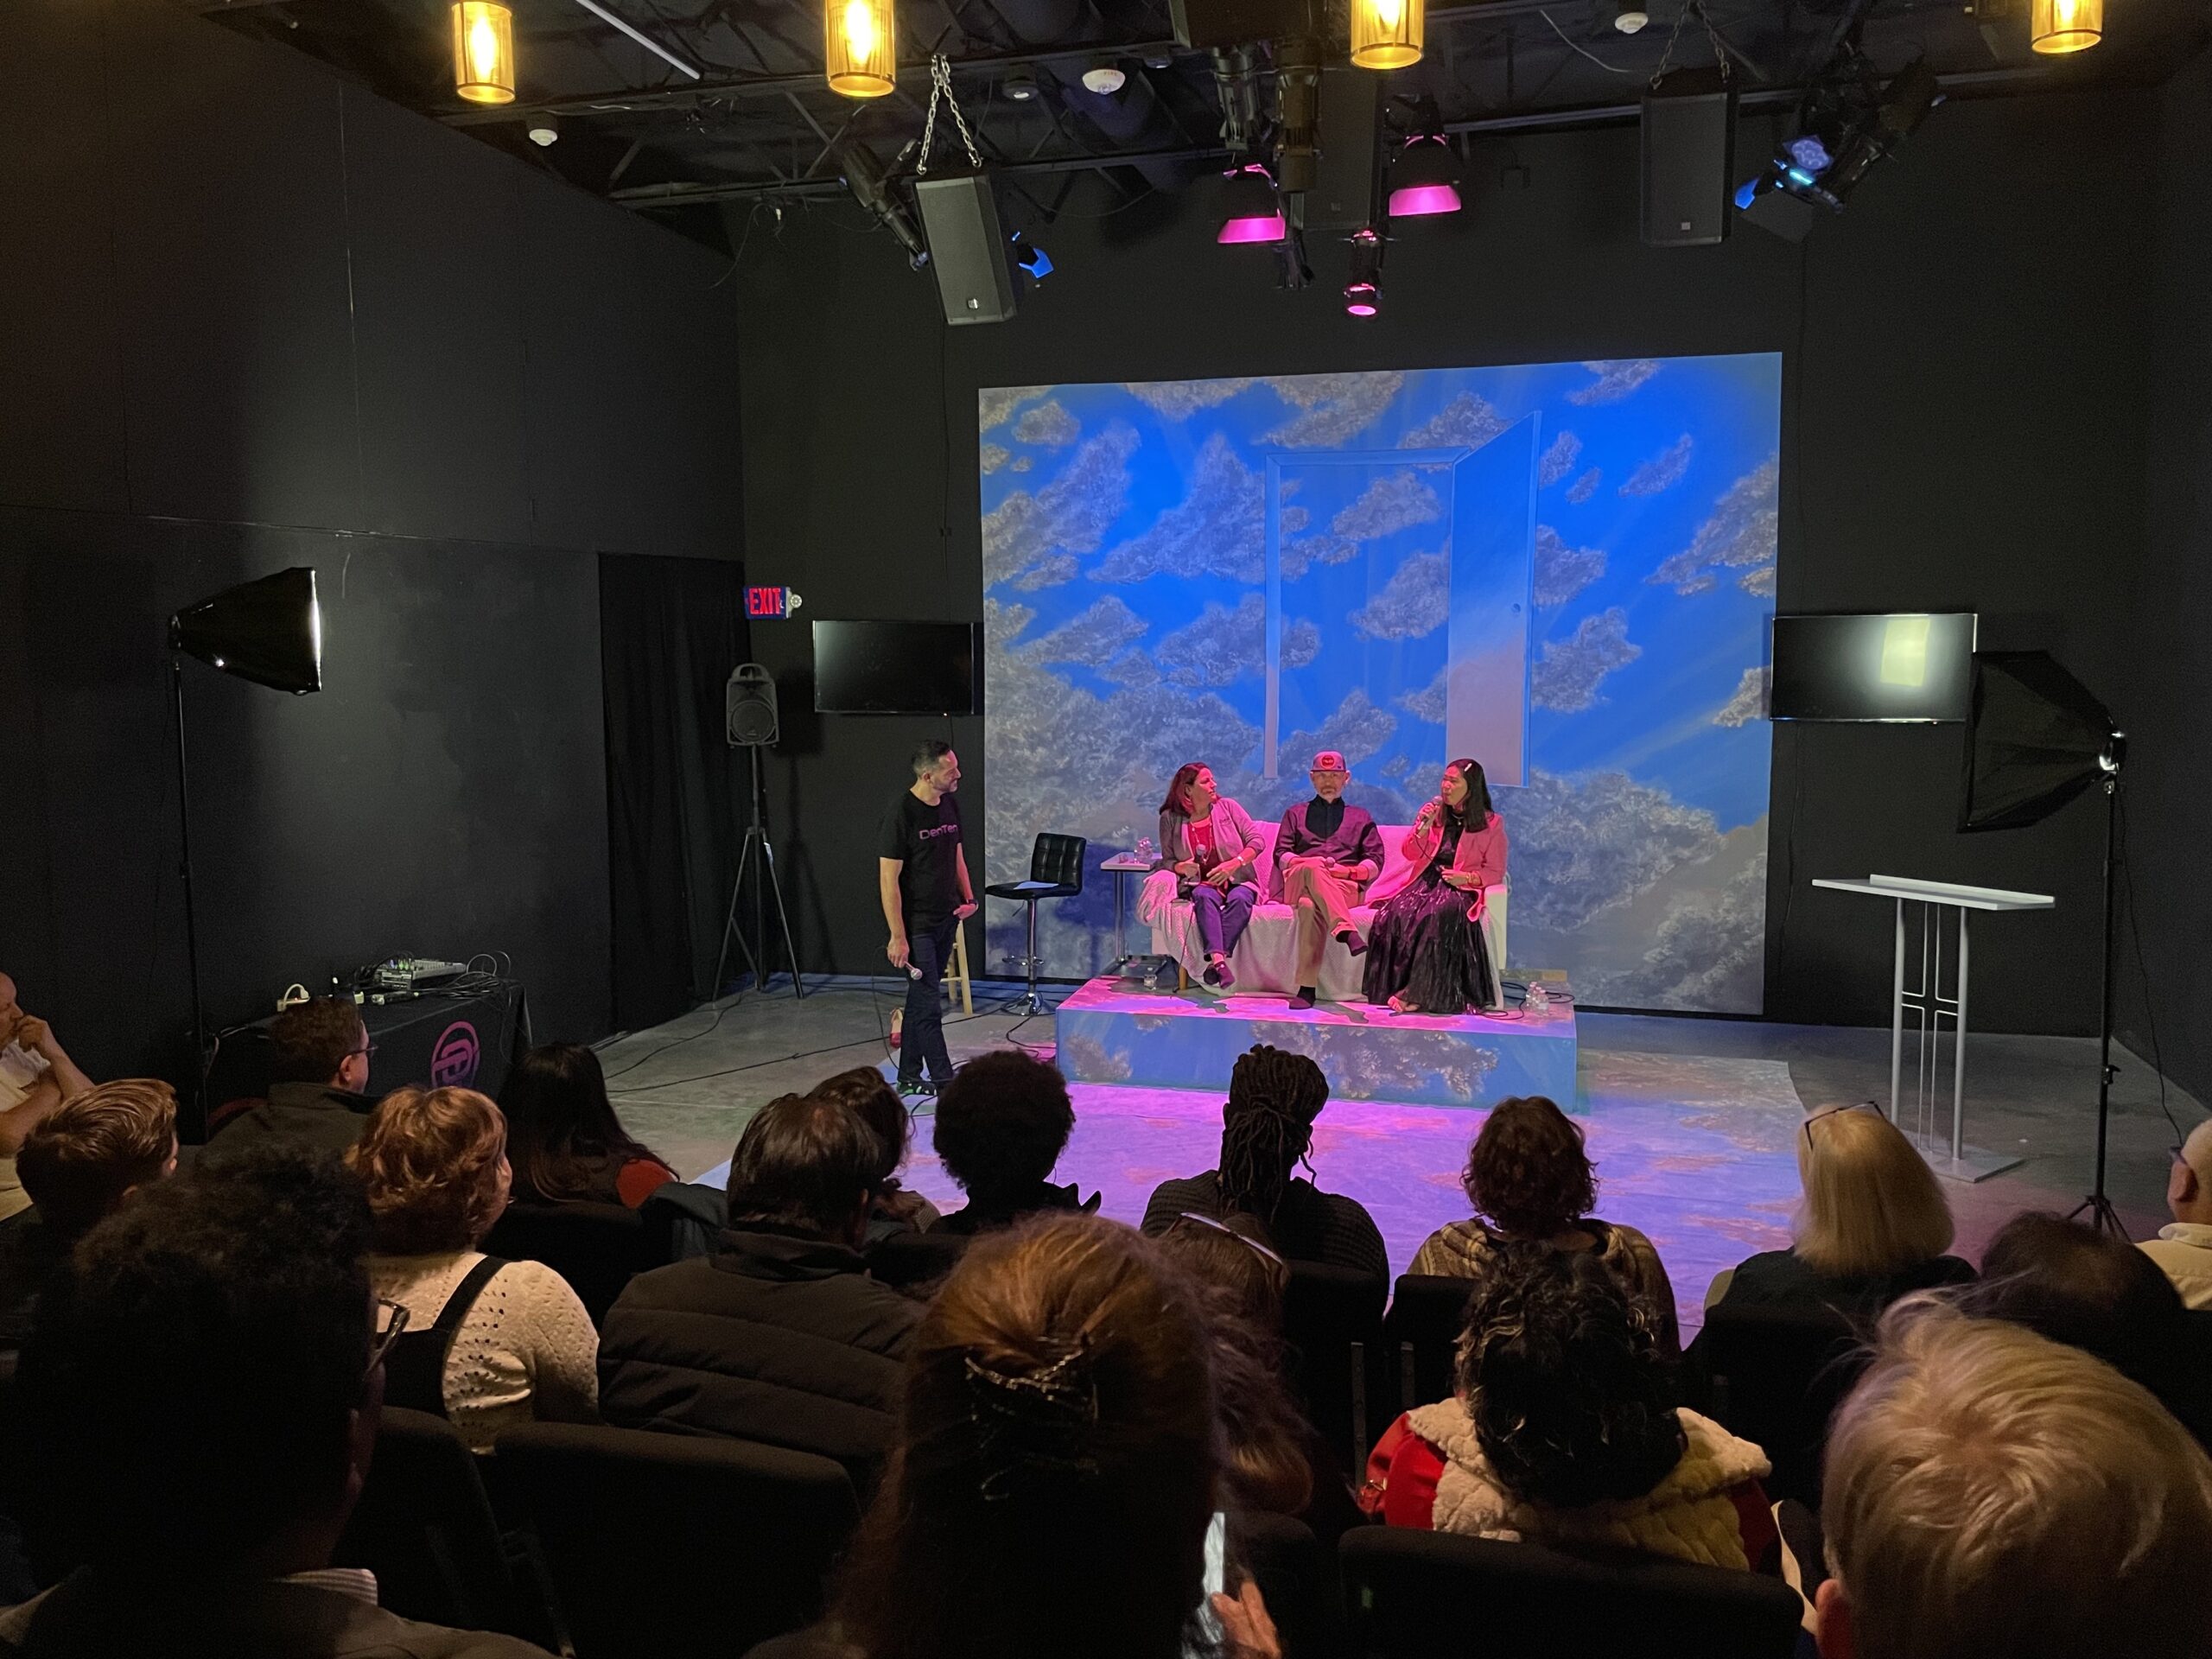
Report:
746,586,803,619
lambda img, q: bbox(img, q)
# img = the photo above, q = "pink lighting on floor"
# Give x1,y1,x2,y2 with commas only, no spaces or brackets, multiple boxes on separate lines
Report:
1387,181,1462,217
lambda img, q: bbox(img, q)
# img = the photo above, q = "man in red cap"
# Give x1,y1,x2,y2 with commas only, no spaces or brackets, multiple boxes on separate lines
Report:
1274,751,1385,1010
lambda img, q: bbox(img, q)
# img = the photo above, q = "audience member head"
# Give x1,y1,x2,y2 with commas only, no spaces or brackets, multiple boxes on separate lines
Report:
812,1065,915,1195
933,1052,1075,1207
17,1078,179,1243
1454,1243,1685,1510
19,1148,378,1581
498,1040,664,1205
2170,1119,2212,1227
1464,1095,1598,1241
724,1092,880,1245
346,1086,510,1255
1154,1215,1309,1516
269,997,371,1090
1217,1044,1328,1231
837,1215,1217,1659
1965,1211,2185,1387
1818,1300,2212,1659
1793,1103,1954,1279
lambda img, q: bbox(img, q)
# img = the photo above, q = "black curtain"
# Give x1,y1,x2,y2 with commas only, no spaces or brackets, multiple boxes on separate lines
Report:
599,555,749,1033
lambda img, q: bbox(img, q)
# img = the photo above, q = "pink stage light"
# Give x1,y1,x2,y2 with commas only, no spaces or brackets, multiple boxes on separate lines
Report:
1387,181,1462,218
1217,213,1288,245
1344,283,1379,317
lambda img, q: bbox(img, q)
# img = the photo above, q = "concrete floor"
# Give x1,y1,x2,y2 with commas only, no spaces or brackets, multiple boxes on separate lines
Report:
597,976,2204,1262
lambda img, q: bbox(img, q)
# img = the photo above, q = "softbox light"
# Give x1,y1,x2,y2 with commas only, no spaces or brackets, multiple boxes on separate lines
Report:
1958,650,2116,833
169,567,323,695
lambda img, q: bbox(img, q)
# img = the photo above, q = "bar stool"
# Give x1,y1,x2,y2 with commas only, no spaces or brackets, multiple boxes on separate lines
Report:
985,833,1087,1015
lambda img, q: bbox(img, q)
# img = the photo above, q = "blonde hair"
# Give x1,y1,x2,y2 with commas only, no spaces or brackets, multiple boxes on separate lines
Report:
1792,1106,1953,1277
347,1085,508,1255
1823,1300,2212,1659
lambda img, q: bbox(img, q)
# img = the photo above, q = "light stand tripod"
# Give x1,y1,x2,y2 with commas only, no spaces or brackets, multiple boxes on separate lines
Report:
713,743,804,1001
2069,740,2127,1239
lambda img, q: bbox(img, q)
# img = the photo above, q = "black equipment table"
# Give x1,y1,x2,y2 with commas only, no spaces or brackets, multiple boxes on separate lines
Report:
205,979,531,1120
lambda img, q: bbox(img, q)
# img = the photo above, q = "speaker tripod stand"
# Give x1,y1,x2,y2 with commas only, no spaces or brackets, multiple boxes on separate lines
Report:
714,742,805,1001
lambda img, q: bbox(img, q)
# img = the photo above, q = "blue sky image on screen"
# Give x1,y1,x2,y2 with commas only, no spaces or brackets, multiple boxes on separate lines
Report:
980,358,1781,1014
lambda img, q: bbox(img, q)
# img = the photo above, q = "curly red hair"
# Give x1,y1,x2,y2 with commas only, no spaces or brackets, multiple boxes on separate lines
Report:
347,1085,509,1255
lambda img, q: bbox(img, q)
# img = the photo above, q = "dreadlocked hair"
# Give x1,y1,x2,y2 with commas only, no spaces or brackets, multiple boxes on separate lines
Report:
1215,1045,1329,1229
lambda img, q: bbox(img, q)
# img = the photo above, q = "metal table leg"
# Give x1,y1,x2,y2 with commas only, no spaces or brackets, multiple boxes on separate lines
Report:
1889,897,1905,1120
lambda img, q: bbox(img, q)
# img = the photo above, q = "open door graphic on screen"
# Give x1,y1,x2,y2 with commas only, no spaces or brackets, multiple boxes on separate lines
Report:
1263,414,1540,788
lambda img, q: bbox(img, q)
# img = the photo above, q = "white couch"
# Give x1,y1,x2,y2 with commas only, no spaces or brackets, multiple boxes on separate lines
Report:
1138,820,1508,1005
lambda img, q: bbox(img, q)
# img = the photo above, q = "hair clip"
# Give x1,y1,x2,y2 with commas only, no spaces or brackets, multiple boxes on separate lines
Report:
963,1338,1100,1502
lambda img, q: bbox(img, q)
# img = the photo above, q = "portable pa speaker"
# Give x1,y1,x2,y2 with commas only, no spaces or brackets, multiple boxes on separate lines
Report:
915,175,1016,327
1306,67,1381,231
1641,67,1736,247
726,664,779,747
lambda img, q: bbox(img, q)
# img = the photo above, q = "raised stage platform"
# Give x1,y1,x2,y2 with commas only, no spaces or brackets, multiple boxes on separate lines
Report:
1052,976,1578,1109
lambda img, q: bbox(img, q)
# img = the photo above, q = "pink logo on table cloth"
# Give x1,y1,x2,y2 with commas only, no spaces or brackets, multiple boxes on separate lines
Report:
430,1021,480,1089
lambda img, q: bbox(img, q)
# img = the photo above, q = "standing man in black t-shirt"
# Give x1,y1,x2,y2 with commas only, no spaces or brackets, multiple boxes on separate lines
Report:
877,741,977,1097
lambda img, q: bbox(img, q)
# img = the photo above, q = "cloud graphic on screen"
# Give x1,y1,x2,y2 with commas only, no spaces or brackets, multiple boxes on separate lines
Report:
1024,595,1149,667
985,596,1035,648
1534,525,1607,608
1395,667,1447,725
1014,400,1082,447
1580,842,1767,1012
1349,551,1450,639
981,442,1012,475
1093,431,1266,584
1739,565,1777,598
1382,754,1411,779
1538,430,1583,487
1122,378,1259,418
1014,555,1079,592
1566,467,1602,504
1262,372,1406,447
983,423,1141,588
1565,359,1662,405
1331,468,1446,539
1281,535,1361,582
979,385,1052,432
1280,505,1311,535
1152,594,1320,686
1101,649,1159,687
1619,434,1694,497
1713,665,1769,728
1280,686,1397,772
1400,391,1511,451
1495,767,1724,932
1648,455,1778,596
1531,608,1641,711
1012,457,1033,473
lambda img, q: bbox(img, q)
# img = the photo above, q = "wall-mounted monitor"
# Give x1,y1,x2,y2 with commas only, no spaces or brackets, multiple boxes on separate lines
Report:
1769,613,1978,722
812,620,982,716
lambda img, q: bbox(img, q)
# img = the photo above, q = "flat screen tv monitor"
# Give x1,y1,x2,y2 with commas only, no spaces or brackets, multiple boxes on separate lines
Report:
1769,613,1977,722
812,620,982,715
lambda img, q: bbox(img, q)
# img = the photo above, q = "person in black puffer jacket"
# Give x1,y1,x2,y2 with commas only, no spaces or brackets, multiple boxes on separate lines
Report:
598,1093,920,1492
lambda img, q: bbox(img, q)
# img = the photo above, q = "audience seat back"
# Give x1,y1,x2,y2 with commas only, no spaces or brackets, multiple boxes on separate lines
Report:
483,1200,664,1327
1282,1262,1388,1477
1384,1275,1478,1410
499,1421,860,1659
865,1227,970,1291
335,1406,536,1638
1339,1527,1804,1659
1231,1510,1341,1659
1696,1300,1864,1507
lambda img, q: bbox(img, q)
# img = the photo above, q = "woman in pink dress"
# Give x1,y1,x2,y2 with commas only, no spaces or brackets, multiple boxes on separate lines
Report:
1363,759,1507,1014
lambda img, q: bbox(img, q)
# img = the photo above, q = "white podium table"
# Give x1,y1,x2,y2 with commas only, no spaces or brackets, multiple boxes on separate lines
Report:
1811,874,2055,1182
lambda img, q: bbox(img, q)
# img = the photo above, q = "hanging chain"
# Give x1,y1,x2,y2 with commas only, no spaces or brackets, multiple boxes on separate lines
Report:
1650,1,1729,87
916,53,984,176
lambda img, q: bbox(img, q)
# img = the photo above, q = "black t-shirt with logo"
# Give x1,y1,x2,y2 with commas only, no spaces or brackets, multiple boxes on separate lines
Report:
880,790,963,921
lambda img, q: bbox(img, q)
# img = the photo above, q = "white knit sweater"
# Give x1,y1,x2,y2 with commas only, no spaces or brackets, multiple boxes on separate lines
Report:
370,1252,601,1453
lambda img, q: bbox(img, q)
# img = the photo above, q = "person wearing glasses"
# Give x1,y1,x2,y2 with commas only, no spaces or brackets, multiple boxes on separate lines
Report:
5,1146,556,1656
1274,750,1386,1012
2140,1118,2212,1310
1703,1102,1974,1319
207,996,379,1158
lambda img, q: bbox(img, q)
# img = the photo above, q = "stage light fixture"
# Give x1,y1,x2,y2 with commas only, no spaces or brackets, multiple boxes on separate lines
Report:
1612,1,1649,32
837,139,929,266
1736,43,1941,226
1004,68,1040,100
525,111,559,146
1351,0,1422,67
1217,162,1287,245
1387,132,1461,217
452,2,517,105
2031,0,2101,52
1012,232,1053,280
1344,226,1383,315
825,0,896,98
1081,61,1127,94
